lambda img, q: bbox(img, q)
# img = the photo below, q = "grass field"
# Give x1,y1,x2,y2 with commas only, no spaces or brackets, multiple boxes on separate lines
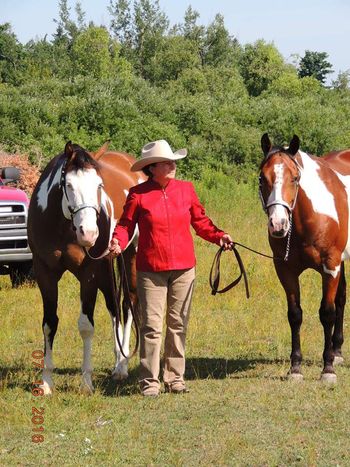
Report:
1,173,350,466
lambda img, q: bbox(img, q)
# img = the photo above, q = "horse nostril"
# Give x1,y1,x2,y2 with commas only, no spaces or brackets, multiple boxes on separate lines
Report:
79,226,84,235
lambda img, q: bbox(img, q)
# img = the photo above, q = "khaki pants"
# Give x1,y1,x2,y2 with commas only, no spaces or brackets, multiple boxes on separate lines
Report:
137,267,195,394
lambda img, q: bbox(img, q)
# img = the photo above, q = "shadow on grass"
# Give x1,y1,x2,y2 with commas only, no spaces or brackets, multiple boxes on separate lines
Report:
0,364,33,392
0,355,332,396
185,356,289,380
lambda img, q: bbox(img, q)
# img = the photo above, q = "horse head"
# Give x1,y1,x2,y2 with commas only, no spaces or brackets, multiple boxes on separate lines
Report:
61,141,109,247
259,133,301,238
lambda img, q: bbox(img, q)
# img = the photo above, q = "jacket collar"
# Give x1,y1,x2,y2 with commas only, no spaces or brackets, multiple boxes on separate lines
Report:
148,178,176,190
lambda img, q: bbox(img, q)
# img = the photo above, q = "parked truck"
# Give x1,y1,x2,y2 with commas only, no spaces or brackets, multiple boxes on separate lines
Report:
0,166,34,287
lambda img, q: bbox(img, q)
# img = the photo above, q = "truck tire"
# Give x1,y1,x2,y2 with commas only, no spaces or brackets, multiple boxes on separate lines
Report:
9,261,35,288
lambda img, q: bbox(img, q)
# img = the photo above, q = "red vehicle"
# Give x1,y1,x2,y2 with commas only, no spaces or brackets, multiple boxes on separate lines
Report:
0,167,34,287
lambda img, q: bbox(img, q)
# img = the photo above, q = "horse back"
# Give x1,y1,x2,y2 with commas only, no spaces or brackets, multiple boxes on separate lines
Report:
98,151,146,217
321,150,350,176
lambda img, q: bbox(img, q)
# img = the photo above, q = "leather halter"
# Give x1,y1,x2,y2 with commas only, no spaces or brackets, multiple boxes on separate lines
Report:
259,149,302,261
259,149,301,214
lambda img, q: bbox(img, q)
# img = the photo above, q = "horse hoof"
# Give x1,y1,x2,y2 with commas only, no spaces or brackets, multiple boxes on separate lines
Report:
80,383,94,395
40,382,53,396
287,372,304,382
112,370,128,381
334,355,344,366
320,373,337,384
80,372,94,394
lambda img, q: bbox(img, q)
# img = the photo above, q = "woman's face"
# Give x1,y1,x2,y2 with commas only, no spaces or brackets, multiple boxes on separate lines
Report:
150,160,177,184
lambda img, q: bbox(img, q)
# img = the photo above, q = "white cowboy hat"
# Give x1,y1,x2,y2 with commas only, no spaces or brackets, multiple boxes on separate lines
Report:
131,139,187,172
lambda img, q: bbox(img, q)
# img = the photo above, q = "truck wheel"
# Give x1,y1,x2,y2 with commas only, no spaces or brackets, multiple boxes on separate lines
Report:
9,262,35,288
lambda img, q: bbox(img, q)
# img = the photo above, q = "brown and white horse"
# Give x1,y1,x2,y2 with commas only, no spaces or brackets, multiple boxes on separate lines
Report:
259,133,350,383
28,142,145,394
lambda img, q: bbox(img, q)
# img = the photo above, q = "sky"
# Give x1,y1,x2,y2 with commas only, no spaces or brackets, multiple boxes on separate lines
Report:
2,0,350,84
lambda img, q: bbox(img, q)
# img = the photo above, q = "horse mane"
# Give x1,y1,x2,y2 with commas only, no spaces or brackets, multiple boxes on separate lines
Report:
67,144,100,172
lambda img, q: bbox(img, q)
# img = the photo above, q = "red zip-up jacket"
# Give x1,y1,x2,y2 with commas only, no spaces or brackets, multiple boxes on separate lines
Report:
112,178,225,272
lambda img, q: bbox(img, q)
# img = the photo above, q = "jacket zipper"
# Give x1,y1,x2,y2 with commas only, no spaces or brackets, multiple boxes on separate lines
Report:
162,187,173,267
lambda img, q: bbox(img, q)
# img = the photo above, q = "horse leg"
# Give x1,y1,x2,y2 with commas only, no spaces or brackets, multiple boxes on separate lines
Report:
99,258,129,381
333,261,345,365
319,268,341,383
34,257,63,395
275,264,303,379
78,275,98,393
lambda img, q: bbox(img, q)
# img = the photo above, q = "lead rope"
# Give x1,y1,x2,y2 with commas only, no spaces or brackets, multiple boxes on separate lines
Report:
210,220,293,298
209,245,250,298
119,253,140,359
109,254,139,360
284,214,293,262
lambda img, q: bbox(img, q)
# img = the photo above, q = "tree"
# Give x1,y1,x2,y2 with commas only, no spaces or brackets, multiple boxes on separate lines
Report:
182,6,205,43
239,40,287,96
332,70,350,90
53,0,84,42
23,39,56,80
0,23,23,84
202,14,239,67
148,36,201,83
108,0,133,46
298,50,333,84
72,26,111,79
109,0,169,78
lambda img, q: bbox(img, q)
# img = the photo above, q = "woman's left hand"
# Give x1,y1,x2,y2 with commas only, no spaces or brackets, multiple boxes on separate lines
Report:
220,233,234,251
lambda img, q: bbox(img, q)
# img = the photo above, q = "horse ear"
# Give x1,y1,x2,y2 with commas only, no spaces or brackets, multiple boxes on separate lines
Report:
288,135,300,156
93,141,110,160
64,141,74,159
261,133,272,156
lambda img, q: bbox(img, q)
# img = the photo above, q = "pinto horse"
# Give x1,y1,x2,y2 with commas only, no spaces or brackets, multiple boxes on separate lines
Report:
28,142,145,394
259,133,350,383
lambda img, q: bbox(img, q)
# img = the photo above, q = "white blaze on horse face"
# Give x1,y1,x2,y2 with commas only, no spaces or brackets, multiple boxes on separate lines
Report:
64,168,102,247
267,163,290,237
299,151,339,224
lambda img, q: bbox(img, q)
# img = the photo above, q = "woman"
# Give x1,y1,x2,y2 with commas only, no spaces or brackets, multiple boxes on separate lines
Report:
109,140,233,397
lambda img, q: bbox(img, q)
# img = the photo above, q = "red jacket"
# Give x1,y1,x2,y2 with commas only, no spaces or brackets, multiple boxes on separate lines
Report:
113,178,225,272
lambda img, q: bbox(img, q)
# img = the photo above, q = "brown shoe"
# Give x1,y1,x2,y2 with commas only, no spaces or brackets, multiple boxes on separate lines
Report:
141,389,159,398
164,384,189,394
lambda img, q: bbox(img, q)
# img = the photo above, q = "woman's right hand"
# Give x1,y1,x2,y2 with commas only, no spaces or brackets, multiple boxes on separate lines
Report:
109,238,121,256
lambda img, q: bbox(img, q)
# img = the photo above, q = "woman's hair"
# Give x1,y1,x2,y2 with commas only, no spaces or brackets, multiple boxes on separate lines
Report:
142,163,156,177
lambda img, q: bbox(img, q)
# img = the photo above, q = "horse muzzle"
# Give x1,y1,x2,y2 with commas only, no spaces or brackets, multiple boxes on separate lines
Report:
268,205,290,238
76,228,99,247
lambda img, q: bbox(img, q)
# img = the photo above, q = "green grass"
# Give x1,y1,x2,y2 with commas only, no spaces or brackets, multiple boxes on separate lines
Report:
1,174,350,466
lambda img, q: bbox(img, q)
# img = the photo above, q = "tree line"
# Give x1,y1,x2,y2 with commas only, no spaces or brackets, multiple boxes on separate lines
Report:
0,0,350,179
